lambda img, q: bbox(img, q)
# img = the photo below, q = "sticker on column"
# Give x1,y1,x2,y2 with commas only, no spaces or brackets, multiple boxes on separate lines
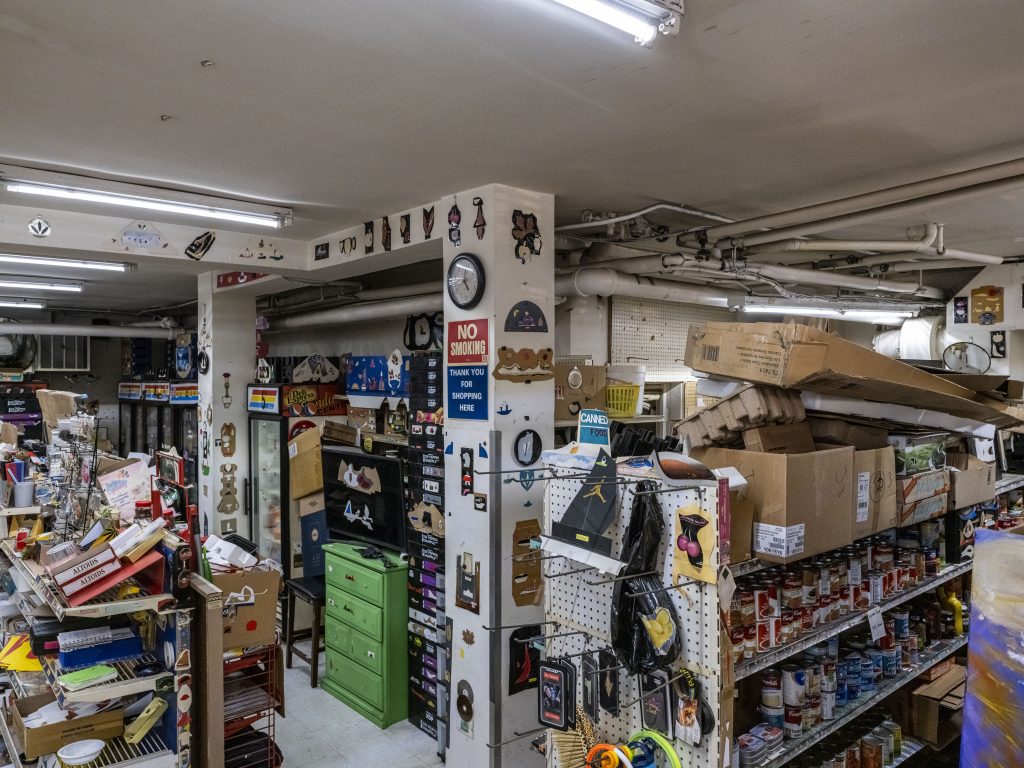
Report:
473,494,487,512
219,423,236,457
381,216,392,252
992,330,1007,358
513,429,542,466
185,231,215,261
492,346,554,383
497,402,512,416
423,206,435,239
118,221,172,253
511,209,542,264
503,469,536,491
460,448,473,496
448,199,462,247
461,629,475,646
455,552,481,613
217,463,238,515
221,373,233,408
472,196,486,239
512,520,542,607
339,236,357,255
313,242,329,261
508,625,541,696
456,680,474,737
504,300,548,332
364,221,374,254
400,213,411,244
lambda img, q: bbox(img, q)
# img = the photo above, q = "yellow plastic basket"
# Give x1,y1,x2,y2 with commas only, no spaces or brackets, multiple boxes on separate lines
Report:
605,384,641,419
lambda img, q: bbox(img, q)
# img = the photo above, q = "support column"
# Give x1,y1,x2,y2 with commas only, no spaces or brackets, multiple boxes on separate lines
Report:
197,273,256,538
444,185,555,767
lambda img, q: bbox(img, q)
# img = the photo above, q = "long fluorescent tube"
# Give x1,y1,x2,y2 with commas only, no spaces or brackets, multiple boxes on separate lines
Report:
0,298,45,309
0,253,132,273
0,279,82,293
550,0,660,43
6,180,288,229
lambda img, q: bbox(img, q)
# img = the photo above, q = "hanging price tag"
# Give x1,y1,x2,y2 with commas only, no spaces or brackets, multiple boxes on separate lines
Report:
718,566,737,608
867,607,886,642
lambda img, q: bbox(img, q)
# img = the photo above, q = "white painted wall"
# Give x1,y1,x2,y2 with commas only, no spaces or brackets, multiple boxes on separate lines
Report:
267,316,410,358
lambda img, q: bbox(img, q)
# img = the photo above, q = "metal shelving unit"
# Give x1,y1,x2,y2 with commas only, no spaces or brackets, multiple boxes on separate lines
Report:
995,473,1024,495
0,708,24,768
73,733,175,768
42,655,173,705
736,560,972,680
761,636,967,768
0,539,173,620
893,736,928,766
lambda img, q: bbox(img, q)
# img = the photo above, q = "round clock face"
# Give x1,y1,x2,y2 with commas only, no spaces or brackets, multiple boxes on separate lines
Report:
447,253,485,310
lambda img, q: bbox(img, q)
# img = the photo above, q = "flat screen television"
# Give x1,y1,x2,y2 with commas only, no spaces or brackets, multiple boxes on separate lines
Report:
321,445,407,552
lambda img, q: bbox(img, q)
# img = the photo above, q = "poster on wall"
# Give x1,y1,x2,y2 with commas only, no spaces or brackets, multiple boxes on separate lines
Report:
970,285,1004,325
447,319,489,421
953,296,968,324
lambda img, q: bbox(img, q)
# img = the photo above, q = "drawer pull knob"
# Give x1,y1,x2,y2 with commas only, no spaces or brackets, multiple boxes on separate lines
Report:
345,575,355,582
343,605,353,612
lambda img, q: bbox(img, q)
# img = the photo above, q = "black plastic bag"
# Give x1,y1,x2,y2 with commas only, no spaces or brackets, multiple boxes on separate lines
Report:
609,481,681,673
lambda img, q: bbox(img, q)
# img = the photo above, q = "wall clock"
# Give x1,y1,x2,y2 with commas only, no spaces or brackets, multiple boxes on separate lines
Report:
447,253,485,310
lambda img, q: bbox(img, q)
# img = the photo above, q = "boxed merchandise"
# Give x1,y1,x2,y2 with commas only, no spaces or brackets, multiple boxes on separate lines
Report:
742,422,815,454
889,433,947,475
13,693,124,759
288,427,323,499
297,491,325,518
898,493,948,526
554,364,607,421
300,510,327,577
213,567,282,650
897,469,950,506
852,447,898,539
685,322,1022,427
946,452,996,510
691,445,854,563
911,664,966,749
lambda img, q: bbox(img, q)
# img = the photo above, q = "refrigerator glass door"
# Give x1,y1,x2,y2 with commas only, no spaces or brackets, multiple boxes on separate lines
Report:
160,406,174,453
133,404,144,453
251,419,283,563
180,408,198,485
145,405,160,455
118,404,132,454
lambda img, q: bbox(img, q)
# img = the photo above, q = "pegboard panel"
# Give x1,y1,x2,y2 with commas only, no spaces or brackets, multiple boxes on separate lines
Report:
610,296,735,382
542,466,722,768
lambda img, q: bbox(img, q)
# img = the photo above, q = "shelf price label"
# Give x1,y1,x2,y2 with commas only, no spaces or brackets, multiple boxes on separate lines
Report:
867,606,886,642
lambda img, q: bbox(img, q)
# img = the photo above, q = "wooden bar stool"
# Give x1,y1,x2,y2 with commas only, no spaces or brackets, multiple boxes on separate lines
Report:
284,575,326,687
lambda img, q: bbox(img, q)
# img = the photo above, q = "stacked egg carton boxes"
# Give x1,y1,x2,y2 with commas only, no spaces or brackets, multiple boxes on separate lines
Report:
674,384,805,448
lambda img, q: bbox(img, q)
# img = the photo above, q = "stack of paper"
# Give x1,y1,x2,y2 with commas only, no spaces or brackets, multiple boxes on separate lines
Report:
58,664,118,692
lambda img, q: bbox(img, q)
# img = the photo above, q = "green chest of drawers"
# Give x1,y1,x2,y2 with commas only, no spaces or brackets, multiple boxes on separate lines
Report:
321,542,409,728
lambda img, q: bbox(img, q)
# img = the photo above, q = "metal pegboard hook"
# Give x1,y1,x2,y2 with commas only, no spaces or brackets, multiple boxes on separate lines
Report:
634,484,708,497
549,646,614,661
620,669,690,709
585,569,658,586
626,578,699,599
544,565,598,579
482,620,558,632
513,629,592,645
486,727,547,749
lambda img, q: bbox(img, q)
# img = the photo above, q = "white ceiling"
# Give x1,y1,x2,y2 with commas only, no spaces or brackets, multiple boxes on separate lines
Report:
2,0,1024,309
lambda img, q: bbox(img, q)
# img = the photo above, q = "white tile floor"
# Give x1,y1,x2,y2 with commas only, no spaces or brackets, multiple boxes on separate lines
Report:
278,640,443,768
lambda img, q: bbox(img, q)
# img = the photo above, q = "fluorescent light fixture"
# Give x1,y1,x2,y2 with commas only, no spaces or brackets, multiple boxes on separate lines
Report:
0,253,133,273
0,297,45,309
0,279,82,293
2,166,292,229
548,0,680,44
743,300,916,325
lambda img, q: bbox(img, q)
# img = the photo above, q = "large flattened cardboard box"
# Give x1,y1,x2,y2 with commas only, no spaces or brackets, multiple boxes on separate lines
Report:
946,453,996,510
852,447,898,540
684,322,1023,427
742,422,815,454
809,418,888,451
213,567,282,650
13,693,124,759
911,663,966,749
692,445,854,564
288,426,323,500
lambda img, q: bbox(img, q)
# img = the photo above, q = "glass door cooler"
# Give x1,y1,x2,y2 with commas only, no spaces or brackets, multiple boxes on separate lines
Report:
117,382,144,454
169,382,199,485
246,383,346,579
142,382,171,457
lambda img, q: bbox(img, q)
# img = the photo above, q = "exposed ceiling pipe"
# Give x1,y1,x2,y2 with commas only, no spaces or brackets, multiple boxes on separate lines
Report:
555,267,742,308
268,294,442,332
353,281,440,301
579,253,686,274
939,247,1006,265
733,176,1024,248
556,203,734,233
0,323,184,339
881,259,988,273
702,157,1024,241
750,224,939,255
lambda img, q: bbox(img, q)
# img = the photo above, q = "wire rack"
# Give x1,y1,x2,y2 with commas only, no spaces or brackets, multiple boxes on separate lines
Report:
223,644,281,765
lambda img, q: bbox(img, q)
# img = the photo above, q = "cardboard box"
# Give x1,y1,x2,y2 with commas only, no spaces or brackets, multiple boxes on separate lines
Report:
809,418,889,450
554,364,606,421
729,494,755,563
911,664,966,749
742,422,816,454
852,447,898,539
684,322,1023,427
898,493,948,526
889,433,948,475
692,445,854,563
946,453,996,510
213,567,282,650
288,427,323,500
297,491,325,518
897,469,950,506
13,693,123,759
